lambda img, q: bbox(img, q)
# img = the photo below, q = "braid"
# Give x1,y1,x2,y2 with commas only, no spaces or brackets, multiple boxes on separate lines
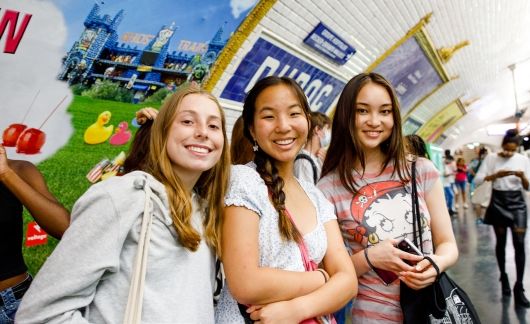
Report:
254,149,301,242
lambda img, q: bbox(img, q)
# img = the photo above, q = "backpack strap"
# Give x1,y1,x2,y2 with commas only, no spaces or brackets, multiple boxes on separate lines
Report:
295,153,318,184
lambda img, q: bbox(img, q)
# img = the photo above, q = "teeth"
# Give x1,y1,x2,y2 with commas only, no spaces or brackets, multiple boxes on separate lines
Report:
275,139,294,145
188,146,208,153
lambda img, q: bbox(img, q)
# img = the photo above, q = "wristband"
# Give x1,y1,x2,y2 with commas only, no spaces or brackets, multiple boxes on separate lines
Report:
316,268,328,283
364,247,375,271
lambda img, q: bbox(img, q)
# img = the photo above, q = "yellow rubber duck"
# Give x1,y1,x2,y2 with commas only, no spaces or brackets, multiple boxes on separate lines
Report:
84,111,114,144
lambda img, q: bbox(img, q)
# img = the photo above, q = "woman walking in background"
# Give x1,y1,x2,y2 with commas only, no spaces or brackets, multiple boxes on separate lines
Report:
475,129,530,307
455,157,468,209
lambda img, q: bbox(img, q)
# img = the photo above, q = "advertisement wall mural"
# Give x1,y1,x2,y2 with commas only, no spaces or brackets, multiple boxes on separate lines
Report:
0,0,257,273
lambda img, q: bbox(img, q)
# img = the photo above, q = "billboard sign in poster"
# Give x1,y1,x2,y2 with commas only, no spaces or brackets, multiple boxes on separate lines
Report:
0,0,257,273
220,37,347,113
372,36,443,116
417,100,465,142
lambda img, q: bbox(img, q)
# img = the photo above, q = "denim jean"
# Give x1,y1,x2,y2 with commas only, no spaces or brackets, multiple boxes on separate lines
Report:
0,275,32,324
444,185,454,212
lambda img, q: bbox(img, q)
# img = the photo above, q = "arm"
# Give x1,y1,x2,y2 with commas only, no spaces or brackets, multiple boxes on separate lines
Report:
0,145,69,238
221,205,326,305
15,186,122,323
400,177,458,289
249,221,357,322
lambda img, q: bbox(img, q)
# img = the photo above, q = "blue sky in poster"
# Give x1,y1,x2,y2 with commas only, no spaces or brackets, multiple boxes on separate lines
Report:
52,0,257,52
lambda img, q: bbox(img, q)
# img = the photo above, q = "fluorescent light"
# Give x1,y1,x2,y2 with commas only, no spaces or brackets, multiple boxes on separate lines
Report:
486,123,528,136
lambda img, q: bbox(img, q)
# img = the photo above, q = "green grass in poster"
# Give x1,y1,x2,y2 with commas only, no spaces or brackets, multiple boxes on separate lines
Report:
22,95,160,275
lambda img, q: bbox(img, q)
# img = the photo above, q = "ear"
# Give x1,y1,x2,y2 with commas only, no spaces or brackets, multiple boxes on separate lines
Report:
249,125,256,141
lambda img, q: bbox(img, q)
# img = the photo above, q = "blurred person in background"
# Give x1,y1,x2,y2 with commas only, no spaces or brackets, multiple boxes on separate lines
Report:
475,129,530,307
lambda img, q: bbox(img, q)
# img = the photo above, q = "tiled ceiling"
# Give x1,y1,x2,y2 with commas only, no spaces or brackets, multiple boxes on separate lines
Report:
320,0,530,149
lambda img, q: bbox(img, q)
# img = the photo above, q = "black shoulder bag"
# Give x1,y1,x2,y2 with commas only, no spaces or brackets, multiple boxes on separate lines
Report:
400,161,482,324
295,153,318,184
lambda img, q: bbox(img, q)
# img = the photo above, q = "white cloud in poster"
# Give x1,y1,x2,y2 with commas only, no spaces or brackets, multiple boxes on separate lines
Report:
0,0,72,163
230,0,257,18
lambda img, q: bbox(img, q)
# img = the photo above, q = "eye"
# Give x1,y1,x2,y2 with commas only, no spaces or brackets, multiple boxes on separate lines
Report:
209,123,221,130
356,108,368,114
181,119,193,125
381,109,392,115
262,115,274,120
290,111,302,117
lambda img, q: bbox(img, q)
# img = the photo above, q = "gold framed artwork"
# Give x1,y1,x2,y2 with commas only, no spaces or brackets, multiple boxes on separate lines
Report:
416,100,466,142
366,13,450,117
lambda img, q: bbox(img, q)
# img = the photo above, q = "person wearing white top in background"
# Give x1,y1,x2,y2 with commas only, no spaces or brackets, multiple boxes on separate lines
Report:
293,111,331,184
475,129,530,307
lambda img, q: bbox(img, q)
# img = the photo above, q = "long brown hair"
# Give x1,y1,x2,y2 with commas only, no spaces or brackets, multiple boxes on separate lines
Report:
230,115,254,164
242,76,311,242
144,85,230,255
321,72,409,194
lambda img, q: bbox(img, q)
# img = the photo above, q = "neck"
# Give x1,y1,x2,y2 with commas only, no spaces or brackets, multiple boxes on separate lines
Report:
356,148,385,173
304,134,320,155
173,169,201,195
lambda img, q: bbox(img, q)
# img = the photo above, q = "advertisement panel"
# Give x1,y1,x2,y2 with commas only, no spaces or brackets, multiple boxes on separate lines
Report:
0,0,256,273
220,37,346,113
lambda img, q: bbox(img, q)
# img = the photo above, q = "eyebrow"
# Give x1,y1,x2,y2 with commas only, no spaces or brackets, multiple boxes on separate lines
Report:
178,109,221,121
257,103,302,112
355,102,392,107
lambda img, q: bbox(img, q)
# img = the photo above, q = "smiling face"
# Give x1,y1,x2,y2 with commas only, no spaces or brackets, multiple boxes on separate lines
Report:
354,82,394,155
250,84,309,170
166,93,224,179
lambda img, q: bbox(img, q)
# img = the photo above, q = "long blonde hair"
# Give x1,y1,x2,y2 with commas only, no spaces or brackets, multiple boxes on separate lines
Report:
144,85,230,255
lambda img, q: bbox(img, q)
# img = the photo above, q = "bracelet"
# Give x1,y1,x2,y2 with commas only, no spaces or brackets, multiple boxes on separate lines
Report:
316,268,328,283
364,247,375,271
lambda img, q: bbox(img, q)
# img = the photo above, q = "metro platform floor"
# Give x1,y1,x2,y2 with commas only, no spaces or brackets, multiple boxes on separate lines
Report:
449,205,530,323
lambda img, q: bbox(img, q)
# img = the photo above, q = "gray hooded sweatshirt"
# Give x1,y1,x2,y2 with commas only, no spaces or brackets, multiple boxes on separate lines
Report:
16,171,216,323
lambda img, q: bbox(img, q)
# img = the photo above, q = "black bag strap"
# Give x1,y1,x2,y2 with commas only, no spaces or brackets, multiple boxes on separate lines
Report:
410,161,424,254
295,153,318,184
411,161,443,281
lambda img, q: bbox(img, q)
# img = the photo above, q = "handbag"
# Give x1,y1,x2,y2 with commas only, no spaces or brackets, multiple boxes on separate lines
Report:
400,160,482,324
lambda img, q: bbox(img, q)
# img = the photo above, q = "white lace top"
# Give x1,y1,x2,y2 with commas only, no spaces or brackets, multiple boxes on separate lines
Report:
215,164,337,323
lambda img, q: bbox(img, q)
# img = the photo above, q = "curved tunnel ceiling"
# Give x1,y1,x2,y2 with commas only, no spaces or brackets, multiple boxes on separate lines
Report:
207,0,530,150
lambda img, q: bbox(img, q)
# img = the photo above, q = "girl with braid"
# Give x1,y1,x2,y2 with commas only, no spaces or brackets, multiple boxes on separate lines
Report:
215,76,356,323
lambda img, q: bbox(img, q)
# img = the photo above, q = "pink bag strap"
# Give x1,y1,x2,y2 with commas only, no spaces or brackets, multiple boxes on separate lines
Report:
284,209,318,271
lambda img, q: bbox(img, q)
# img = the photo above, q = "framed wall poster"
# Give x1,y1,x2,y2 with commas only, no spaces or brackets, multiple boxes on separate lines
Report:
416,100,465,142
366,13,450,117
402,117,423,135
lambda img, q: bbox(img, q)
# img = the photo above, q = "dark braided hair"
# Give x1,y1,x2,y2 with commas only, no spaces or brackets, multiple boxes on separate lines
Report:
242,76,311,242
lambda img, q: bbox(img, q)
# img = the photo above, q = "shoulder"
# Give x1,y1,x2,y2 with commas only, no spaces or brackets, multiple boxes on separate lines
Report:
81,171,167,209
229,164,264,186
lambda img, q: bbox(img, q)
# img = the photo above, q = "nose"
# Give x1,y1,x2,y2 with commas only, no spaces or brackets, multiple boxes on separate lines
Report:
367,112,381,127
195,123,208,138
275,115,291,132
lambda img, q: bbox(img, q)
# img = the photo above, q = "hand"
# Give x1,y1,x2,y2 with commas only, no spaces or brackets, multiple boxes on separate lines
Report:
135,107,159,125
495,170,516,179
398,255,440,290
368,239,423,273
0,144,13,181
248,301,302,324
